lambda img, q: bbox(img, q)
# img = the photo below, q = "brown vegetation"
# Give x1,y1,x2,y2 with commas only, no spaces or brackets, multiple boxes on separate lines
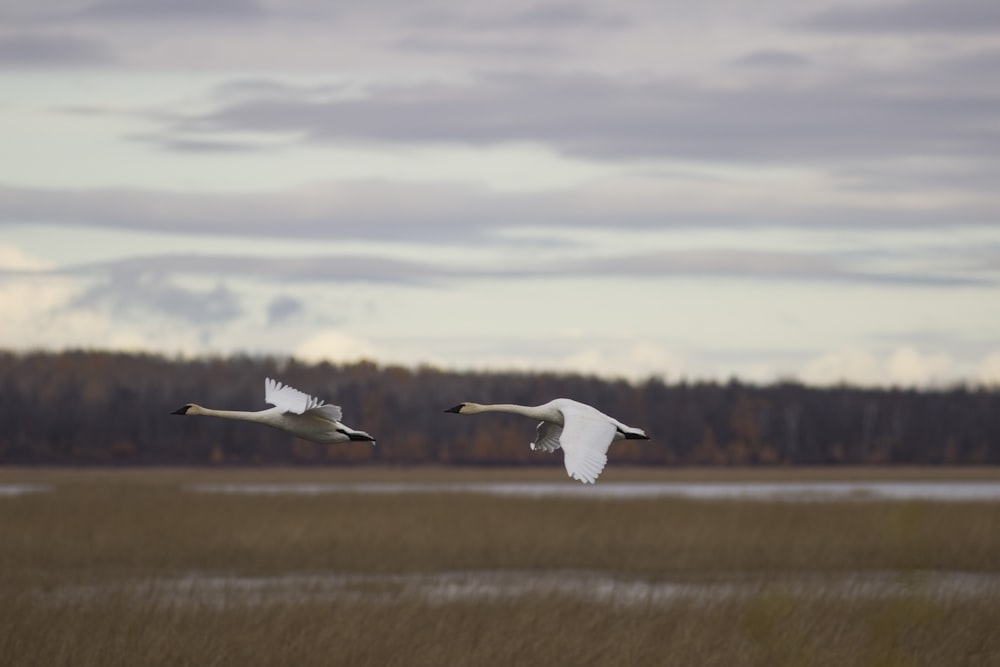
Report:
3,468,1000,577
3,468,1000,665
5,586,1000,667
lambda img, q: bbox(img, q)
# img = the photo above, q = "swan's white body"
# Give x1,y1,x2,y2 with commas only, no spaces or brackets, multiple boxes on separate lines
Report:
172,378,374,445
445,398,649,484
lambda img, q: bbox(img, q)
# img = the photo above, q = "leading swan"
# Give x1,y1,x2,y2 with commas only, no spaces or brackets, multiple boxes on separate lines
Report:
172,378,375,445
445,398,649,483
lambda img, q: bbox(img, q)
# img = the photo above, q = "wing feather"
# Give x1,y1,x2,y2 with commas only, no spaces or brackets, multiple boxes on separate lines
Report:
531,422,563,453
304,404,344,422
264,378,338,417
558,411,616,484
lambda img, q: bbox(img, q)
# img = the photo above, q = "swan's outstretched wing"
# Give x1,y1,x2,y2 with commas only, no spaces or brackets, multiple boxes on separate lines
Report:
304,404,344,422
531,422,562,453
264,378,342,420
558,410,616,484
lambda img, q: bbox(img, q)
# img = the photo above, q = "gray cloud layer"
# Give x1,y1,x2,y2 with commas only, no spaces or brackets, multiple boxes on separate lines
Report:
4,1,998,170
266,294,304,325
48,248,992,290
156,62,998,165
80,0,268,22
0,33,114,65
1,0,997,385
732,50,811,68
40,246,979,331
69,273,243,325
3,177,996,244
804,0,1000,33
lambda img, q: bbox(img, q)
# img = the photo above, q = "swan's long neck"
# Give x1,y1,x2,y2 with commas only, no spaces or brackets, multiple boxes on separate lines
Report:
191,406,273,424
469,403,556,421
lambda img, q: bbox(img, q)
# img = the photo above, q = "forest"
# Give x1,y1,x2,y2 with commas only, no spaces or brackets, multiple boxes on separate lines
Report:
0,349,998,467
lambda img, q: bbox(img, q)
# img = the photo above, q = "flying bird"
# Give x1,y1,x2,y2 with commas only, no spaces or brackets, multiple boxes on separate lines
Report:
172,378,375,445
444,398,649,484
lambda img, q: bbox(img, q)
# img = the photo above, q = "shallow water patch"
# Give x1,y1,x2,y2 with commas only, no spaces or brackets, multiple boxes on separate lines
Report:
45,570,1000,610
186,481,1000,501
0,483,51,497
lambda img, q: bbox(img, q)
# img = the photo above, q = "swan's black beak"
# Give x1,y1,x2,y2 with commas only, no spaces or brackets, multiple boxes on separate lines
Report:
171,405,190,415
444,404,465,414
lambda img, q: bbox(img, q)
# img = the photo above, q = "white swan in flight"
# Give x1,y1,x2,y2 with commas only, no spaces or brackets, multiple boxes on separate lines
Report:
445,398,649,484
172,378,375,445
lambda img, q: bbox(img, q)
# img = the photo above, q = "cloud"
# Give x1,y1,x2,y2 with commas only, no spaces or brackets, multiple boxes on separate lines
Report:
0,181,532,242
0,243,53,271
405,4,630,32
0,33,115,66
803,0,1000,34
732,50,810,68
70,254,445,286
560,250,990,287
293,329,381,364
78,0,267,22
69,273,244,325
42,245,993,290
979,352,1000,386
488,3,630,30
391,35,560,57
392,2,631,57
946,48,1000,75
832,158,1000,194
3,162,998,248
129,135,271,153
886,345,955,386
0,270,170,353
1,178,995,289
160,67,1000,165
553,339,692,382
267,294,305,326
798,345,966,387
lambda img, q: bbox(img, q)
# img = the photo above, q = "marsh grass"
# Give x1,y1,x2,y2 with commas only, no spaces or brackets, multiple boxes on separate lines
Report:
3,467,1000,666
4,582,1000,667
3,468,1000,578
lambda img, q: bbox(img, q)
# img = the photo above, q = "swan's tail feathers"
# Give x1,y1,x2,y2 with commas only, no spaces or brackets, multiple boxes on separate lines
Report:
614,421,649,440
338,425,376,445
349,431,376,444
265,377,331,415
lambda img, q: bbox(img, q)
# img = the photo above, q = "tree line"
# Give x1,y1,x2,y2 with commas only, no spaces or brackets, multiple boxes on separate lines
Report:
0,350,997,466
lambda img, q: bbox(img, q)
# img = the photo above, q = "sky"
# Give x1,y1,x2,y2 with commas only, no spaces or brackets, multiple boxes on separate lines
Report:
1,0,999,387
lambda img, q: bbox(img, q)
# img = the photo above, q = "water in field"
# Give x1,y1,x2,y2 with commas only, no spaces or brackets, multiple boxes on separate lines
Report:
0,484,51,497
6,480,1000,501
186,480,1000,501
50,569,1000,609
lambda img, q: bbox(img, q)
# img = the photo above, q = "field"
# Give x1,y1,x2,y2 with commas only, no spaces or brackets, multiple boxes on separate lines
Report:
3,466,1000,666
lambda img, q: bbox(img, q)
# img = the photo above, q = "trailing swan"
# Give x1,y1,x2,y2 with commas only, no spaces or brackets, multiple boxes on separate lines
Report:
172,378,375,445
445,398,649,483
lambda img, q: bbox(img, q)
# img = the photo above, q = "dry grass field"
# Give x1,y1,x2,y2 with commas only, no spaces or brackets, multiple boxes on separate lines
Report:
3,466,1000,666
